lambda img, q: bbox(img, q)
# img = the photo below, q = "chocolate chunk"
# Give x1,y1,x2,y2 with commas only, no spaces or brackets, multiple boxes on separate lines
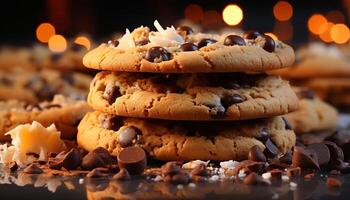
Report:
327,177,342,188
117,146,147,175
61,148,82,170
248,145,266,162
161,161,182,176
324,141,344,168
190,163,208,176
197,38,217,48
113,168,131,181
264,138,279,158
136,39,149,46
164,172,190,185
325,130,350,147
244,31,262,39
9,162,18,172
118,127,139,148
176,26,194,35
245,162,265,174
145,47,170,62
270,169,283,180
99,114,123,131
263,35,275,52
86,168,110,178
266,160,289,171
103,84,121,105
23,163,43,174
287,167,301,177
180,42,198,51
279,150,292,164
307,143,330,166
282,117,293,130
292,146,320,170
221,94,245,108
223,35,246,46
81,147,114,170
243,172,270,185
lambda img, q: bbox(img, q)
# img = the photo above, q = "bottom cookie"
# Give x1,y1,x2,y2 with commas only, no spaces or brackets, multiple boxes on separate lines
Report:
284,87,338,134
77,112,295,161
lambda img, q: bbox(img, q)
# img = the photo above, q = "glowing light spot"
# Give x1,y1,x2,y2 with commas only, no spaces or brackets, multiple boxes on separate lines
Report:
36,23,56,43
48,35,67,53
308,14,328,35
264,32,278,40
273,1,293,21
74,36,91,50
330,24,350,44
319,22,334,43
184,4,204,23
222,4,243,26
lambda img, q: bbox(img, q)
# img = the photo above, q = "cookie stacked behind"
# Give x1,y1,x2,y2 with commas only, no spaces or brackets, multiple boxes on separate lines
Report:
78,23,298,161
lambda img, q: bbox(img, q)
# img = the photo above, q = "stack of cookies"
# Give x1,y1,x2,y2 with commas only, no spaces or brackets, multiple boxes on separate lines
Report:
78,21,298,161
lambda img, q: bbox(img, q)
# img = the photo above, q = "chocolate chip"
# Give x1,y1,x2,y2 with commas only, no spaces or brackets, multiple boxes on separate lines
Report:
118,127,139,148
221,93,245,108
244,31,262,39
264,138,279,158
23,163,43,174
323,141,344,168
180,42,198,51
257,128,269,142
245,162,266,174
327,177,342,188
307,143,330,166
86,168,110,178
279,150,292,164
113,168,131,181
176,26,194,35
248,145,266,162
223,35,246,46
270,169,283,180
136,39,149,46
145,46,170,62
164,172,190,185
103,84,121,105
292,146,320,170
190,163,208,176
81,147,114,170
117,146,147,175
243,172,270,185
61,148,82,170
282,117,293,130
197,38,217,48
161,161,182,176
287,167,301,177
263,35,275,52
99,114,123,131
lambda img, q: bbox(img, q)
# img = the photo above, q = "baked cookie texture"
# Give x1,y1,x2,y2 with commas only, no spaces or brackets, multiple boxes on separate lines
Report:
87,71,299,121
0,95,92,142
284,88,338,134
83,24,294,73
77,111,295,161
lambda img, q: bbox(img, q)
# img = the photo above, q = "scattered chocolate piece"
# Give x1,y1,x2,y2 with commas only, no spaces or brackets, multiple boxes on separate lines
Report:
266,160,289,171
117,146,147,175
118,127,139,148
161,161,182,176
323,141,344,168
176,26,194,35
86,168,110,178
243,172,270,185
304,173,315,179
244,31,261,39
191,163,208,176
327,177,342,188
307,143,330,166
262,35,275,52
61,148,82,170
269,169,283,180
248,145,266,162
287,167,301,177
113,168,131,181
180,42,198,51
279,150,292,164
292,146,320,170
223,35,246,46
99,114,123,131
9,162,18,172
282,117,293,130
245,162,265,174
145,47,171,62
23,163,43,174
192,175,206,183
165,172,190,185
103,84,121,105
81,147,114,170
263,138,279,159
197,38,217,48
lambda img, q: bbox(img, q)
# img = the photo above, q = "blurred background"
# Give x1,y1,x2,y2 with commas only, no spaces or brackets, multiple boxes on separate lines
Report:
1,0,350,49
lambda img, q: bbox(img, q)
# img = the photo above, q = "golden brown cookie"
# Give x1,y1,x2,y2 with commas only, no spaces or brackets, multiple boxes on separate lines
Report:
77,111,295,161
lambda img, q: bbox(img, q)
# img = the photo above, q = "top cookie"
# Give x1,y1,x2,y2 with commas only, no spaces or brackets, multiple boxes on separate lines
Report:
83,21,295,73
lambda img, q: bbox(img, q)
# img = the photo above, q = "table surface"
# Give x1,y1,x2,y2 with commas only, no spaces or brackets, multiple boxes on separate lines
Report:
0,114,349,200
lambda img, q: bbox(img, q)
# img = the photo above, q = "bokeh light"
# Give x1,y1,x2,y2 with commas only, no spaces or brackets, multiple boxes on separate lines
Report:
308,14,328,35
48,35,67,52
222,4,243,26
264,32,278,40
330,24,350,44
273,1,293,21
184,4,204,23
319,22,334,43
326,10,345,24
74,36,91,50
36,23,56,43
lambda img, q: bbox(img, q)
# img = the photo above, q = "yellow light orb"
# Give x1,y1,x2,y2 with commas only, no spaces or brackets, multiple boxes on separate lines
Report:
222,4,243,26
36,23,56,43
330,24,350,44
48,35,67,53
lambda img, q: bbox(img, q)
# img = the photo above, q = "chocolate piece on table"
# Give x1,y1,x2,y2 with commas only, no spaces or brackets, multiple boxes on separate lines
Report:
263,35,275,52
269,169,283,180
243,172,270,185
118,127,139,148
113,168,131,181
292,146,320,170
161,161,182,176
81,147,114,170
190,163,208,176
248,145,267,162
23,163,43,174
287,167,301,177
86,168,110,178
246,162,265,174
117,146,147,175
279,150,292,164
323,141,344,168
307,143,330,166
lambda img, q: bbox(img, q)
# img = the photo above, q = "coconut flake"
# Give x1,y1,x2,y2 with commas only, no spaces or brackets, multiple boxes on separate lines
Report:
150,20,184,46
219,160,240,169
182,160,209,169
116,29,135,50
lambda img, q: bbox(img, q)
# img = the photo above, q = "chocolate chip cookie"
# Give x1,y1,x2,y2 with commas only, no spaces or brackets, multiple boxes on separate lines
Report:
0,95,92,142
83,21,294,73
0,69,92,103
284,87,338,134
87,71,298,121
77,111,295,161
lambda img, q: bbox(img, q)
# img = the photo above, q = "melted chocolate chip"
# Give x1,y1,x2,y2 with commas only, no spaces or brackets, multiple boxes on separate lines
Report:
145,47,171,62
103,84,121,105
99,114,123,131
244,31,262,39
248,145,266,162
197,38,217,48
118,126,140,148
180,42,198,51
224,35,246,46
221,93,245,108
176,26,194,35
263,35,275,52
